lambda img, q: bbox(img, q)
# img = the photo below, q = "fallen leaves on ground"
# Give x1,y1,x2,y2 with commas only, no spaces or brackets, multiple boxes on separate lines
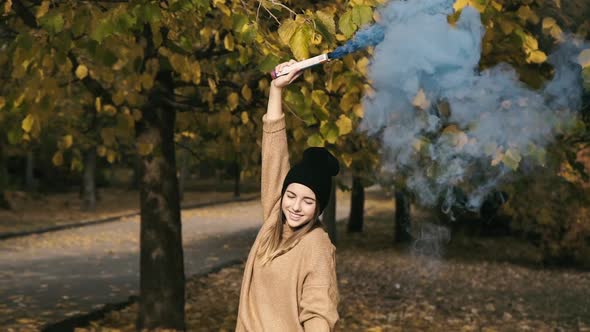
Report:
73,193,590,332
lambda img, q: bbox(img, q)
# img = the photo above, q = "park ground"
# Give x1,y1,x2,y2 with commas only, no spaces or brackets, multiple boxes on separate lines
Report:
0,180,258,236
63,190,590,332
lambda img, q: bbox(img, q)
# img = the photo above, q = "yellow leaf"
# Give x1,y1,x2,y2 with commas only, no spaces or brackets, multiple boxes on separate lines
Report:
228,92,239,111
517,6,539,24
14,93,25,108
315,10,336,35
241,111,249,124
527,50,547,64
224,34,235,51
577,49,590,68
412,89,430,110
61,135,73,149
290,27,310,61
52,151,64,166
542,17,556,30
258,79,269,92
106,150,117,164
339,92,356,112
140,73,154,90
336,115,352,135
522,34,538,51
191,61,201,84
101,128,116,146
278,19,298,45
356,57,369,75
21,114,36,133
132,109,142,121
75,65,88,80
341,154,352,168
491,148,503,166
137,143,154,156
97,145,107,157
36,0,50,18
241,85,252,102
412,138,425,152
453,0,469,12
353,104,364,118
95,97,102,112
4,0,12,15
490,1,502,11
549,25,564,41
208,78,217,94
498,18,516,35
102,104,117,116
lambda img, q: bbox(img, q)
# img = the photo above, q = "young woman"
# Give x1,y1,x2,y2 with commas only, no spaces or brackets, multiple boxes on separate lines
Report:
235,60,340,332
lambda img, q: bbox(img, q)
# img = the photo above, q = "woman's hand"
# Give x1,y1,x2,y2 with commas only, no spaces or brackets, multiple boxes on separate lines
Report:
272,60,303,89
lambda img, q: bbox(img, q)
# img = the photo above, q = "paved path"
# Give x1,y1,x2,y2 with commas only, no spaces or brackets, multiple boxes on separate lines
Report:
0,197,350,330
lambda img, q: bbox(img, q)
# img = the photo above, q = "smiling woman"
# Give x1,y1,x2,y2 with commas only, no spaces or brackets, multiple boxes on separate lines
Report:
235,60,340,332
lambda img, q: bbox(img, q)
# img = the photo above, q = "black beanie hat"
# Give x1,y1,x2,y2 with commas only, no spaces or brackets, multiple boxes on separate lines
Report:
281,147,340,214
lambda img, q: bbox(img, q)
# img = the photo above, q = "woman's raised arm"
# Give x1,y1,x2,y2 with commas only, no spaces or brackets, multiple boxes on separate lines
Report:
260,61,302,222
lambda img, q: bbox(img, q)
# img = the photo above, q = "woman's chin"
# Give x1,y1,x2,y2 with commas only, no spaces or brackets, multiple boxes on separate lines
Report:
286,218,308,229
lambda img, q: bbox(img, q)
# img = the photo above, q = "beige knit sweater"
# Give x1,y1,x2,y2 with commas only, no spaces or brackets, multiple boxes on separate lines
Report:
235,114,339,332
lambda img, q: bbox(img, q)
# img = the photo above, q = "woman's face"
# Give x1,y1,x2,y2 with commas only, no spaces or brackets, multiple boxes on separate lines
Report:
282,183,317,228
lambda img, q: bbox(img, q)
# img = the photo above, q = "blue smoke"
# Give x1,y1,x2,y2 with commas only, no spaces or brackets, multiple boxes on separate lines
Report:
329,24,385,59
358,0,588,209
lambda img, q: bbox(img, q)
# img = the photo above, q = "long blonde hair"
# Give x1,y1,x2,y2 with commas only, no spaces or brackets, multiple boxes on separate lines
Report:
256,196,322,266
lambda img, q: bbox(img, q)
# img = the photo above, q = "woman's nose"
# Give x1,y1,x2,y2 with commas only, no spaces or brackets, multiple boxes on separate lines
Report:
292,199,302,211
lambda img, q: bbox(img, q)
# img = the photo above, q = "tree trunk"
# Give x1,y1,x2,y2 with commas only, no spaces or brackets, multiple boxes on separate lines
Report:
136,105,185,331
81,148,97,211
25,150,35,192
233,159,241,198
347,175,364,233
130,155,141,190
0,144,9,209
394,189,413,243
322,178,337,245
178,149,189,202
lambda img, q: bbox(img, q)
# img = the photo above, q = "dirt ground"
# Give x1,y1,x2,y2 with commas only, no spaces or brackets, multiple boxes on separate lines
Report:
70,191,590,332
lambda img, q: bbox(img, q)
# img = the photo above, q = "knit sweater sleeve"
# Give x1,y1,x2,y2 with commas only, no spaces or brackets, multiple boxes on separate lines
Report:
299,233,339,331
261,113,290,223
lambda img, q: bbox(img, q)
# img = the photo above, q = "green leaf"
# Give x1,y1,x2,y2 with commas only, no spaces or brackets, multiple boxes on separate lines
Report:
351,6,373,27
233,14,248,33
339,11,356,38
258,54,280,72
311,90,329,108
315,10,336,43
320,122,339,144
39,12,64,34
240,23,258,43
134,3,163,24
307,133,325,147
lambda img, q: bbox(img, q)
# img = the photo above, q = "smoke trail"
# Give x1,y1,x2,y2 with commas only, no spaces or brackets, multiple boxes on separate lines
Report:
329,24,385,59
360,0,588,210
